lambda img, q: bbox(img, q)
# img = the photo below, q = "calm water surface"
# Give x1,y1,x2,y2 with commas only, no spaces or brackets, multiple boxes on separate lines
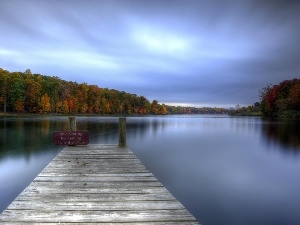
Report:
0,115,300,225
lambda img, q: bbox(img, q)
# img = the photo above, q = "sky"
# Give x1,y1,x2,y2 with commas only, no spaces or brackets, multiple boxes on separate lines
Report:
0,0,299,108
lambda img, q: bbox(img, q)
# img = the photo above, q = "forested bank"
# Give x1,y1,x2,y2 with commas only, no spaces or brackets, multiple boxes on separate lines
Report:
0,68,225,115
259,78,300,119
228,78,300,119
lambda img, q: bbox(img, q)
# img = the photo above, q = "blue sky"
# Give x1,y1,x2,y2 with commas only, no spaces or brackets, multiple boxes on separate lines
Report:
0,0,299,108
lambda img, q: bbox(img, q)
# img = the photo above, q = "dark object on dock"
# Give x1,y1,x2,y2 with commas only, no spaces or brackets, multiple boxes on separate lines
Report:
53,130,89,146
53,116,88,146
54,117,127,147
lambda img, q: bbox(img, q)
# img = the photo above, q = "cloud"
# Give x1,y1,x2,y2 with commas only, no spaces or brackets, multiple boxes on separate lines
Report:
0,0,299,107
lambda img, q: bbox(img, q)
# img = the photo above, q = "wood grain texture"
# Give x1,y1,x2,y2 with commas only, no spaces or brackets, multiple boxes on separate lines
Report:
0,144,199,224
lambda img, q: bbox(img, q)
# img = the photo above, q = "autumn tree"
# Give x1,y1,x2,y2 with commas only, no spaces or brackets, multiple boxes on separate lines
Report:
87,85,101,113
151,100,159,114
160,104,168,115
0,67,230,115
40,93,51,113
136,96,151,114
289,82,300,110
77,83,89,113
260,78,300,118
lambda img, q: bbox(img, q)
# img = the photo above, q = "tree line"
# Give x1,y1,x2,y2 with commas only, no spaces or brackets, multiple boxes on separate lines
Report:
0,68,225,115
228,78,300,119
227,102,262,116
259,78,300,119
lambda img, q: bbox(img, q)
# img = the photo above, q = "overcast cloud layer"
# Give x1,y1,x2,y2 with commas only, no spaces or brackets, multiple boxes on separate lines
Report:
1,0,299,107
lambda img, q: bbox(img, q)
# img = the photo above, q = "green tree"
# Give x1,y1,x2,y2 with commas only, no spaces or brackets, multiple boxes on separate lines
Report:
8,72,25,112
24,72,42,112
0,68,9,112
41,76,61,112
77,83,89,113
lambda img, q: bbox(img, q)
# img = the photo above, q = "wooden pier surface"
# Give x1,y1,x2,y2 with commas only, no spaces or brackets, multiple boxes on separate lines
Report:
0,144,199,224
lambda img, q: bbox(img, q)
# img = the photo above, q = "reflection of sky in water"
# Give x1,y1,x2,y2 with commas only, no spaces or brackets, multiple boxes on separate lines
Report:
126,116,300,225
0,146,62,212
0,116,300,225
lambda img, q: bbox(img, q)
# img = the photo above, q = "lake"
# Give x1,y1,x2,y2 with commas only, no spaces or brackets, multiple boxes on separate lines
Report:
0,115,300,225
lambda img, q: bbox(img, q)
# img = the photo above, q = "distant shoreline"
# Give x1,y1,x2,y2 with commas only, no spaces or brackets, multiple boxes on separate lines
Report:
0,112,228,117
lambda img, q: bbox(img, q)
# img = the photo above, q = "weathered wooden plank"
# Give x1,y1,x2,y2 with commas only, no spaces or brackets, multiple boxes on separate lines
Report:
23,186,173,195
0,221,199,225
30,180,163,187
8,201,185,211
0,222,199,225
33,175,158,182
0,144,199,224
62,144,130,152
36,172,154,176
47,158,146,164
46,164,146,169
54,155,137,159
0,209,196,223
42,167,150,173
11,192,178,202
52,158,143,163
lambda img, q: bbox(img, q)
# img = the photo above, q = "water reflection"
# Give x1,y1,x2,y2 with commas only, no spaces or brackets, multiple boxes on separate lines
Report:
0,117,65,159
261,120,300,152
1,115,300,225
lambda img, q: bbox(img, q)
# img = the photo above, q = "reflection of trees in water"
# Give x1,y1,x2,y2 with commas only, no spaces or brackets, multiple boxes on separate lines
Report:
83,120,157,142
83,122,119,143
0,117,66,159
83,118,168,142
127,119,167,140
0,117,168,159
262,120,300,152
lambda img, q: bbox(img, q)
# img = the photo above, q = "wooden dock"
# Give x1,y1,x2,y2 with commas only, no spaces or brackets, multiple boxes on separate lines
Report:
0,144,199,224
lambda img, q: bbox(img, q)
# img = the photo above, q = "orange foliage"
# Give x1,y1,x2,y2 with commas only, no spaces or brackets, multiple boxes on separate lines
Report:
14,100,24,113
40,93,51,113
